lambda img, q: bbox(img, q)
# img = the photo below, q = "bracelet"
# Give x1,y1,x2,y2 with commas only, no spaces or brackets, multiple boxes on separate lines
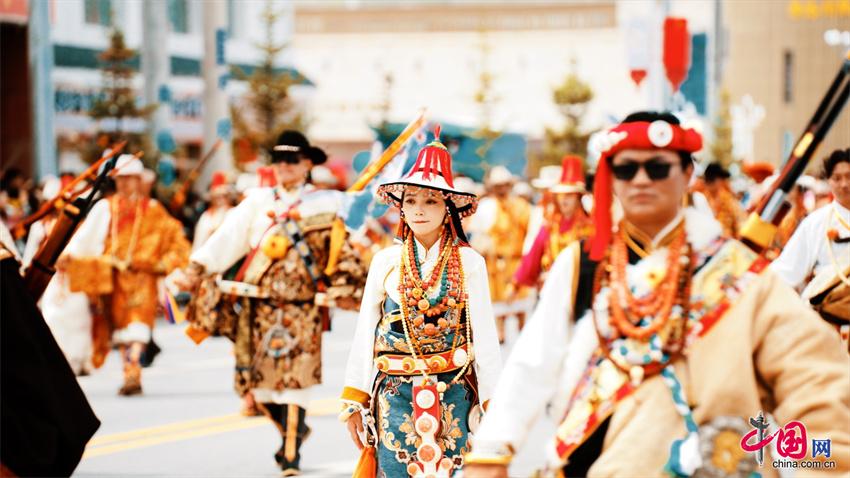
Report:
338,401,363,422
464,443,515,466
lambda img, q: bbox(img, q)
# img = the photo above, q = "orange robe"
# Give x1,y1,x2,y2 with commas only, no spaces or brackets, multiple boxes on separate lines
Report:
103,197,189,331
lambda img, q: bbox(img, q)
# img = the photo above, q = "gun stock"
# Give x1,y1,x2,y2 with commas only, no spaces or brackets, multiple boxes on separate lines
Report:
741,53,850,252
169,139,223,215
22,144,122,301
23,201,84,299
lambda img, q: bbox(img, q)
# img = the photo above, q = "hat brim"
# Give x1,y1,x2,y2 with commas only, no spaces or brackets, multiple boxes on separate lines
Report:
376,180,478,217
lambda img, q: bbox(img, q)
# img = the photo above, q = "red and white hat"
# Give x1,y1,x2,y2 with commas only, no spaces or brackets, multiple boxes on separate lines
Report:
209,171,231,195
377,124,478,217
588,118,702,261
550,155,587,194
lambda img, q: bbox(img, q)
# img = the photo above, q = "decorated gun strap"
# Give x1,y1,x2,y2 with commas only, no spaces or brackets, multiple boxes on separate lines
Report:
552,240,770,465
281,216,327,290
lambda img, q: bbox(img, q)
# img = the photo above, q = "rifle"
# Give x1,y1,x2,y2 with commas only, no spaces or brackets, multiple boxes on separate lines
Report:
12,143,127,240
324,109,428,275
22,148,123,301
169,139,223,216
740,52,850,252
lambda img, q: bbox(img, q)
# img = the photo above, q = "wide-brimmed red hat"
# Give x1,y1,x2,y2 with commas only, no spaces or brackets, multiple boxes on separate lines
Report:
377,124,477,217
550,155,587,194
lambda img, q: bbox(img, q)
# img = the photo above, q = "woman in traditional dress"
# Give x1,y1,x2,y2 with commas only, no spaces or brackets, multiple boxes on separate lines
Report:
340,126,502,477
513,155,594,290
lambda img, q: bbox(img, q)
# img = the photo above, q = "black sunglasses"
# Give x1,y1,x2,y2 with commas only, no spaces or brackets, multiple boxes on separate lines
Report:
611,160,677,181
271,154,304,165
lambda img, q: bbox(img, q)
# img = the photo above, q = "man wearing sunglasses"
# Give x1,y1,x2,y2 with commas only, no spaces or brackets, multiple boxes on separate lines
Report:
464,111,849,477
176,131,367,476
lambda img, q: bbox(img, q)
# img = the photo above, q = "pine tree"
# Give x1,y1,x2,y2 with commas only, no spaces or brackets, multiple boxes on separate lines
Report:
231,0,306,161
89,28,155,156
472,31,500,161
711,89,735,169
540,63,594,167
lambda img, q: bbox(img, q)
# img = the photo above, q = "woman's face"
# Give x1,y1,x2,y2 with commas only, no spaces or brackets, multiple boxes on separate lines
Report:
401,186,447,239
555,192,581,217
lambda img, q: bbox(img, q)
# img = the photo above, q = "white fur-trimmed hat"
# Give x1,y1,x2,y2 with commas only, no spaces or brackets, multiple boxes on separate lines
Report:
112,154,144,176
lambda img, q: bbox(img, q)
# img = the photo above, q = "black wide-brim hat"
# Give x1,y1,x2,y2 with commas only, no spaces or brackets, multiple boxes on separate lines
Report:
270,130,327,165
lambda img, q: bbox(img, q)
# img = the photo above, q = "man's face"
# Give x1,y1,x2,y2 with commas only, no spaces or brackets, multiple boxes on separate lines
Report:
611,149,691,225
491,183,512,198
828,161,850,208
115,176,141,198
275,157,312,188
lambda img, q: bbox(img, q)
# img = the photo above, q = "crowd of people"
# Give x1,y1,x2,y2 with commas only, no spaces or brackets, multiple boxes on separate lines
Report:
1,110,848,477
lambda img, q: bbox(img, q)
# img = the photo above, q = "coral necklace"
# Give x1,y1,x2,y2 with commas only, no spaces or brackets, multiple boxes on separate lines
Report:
604,224,692,340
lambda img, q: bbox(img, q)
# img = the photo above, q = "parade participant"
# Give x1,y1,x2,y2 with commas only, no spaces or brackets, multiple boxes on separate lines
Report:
1,222,101,477
180,130,367,476
61,154,191,395
470,166,531,342
0,168,34,230
192,171,234,251
21,176,93,376
464,112,850,477
771,148,850,331
702,162,744,238
340,126,501,477
513,156,593,289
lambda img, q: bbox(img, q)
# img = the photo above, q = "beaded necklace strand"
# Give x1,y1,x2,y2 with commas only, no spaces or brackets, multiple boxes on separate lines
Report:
397,232,473,386
592,225,694,382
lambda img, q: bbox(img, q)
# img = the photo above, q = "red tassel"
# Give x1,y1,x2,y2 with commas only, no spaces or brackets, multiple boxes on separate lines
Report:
588,157,613,261
434,124,441,141
439,150,454,188
396,217,408,241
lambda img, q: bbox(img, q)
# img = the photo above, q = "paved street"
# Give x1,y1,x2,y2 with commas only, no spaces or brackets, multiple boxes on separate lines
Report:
74,312,551,477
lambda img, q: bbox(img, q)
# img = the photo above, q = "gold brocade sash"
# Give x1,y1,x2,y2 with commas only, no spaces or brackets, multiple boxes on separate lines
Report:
552,240,768,463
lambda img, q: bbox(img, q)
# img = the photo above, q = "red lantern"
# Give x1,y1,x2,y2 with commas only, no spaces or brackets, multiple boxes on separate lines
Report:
630,69,648,87
625,18,650,88
663,17,691,92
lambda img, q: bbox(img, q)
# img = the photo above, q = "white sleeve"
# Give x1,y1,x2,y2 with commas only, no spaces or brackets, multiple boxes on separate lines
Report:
342,248,389,401
192,211,214,253
474,242,578,451
770,215,817,291
190,195,258,273
466,250,502,404
21,220,46,272
66,199,110,257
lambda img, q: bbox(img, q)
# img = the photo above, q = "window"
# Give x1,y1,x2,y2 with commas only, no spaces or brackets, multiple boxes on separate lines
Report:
783,50,793,104
84,0,113,26
168,0,188,34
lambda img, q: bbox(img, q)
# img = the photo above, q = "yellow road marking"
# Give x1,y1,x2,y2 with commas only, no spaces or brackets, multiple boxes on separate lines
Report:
83,419,266,458
83,397,342,459
87,413,244,446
